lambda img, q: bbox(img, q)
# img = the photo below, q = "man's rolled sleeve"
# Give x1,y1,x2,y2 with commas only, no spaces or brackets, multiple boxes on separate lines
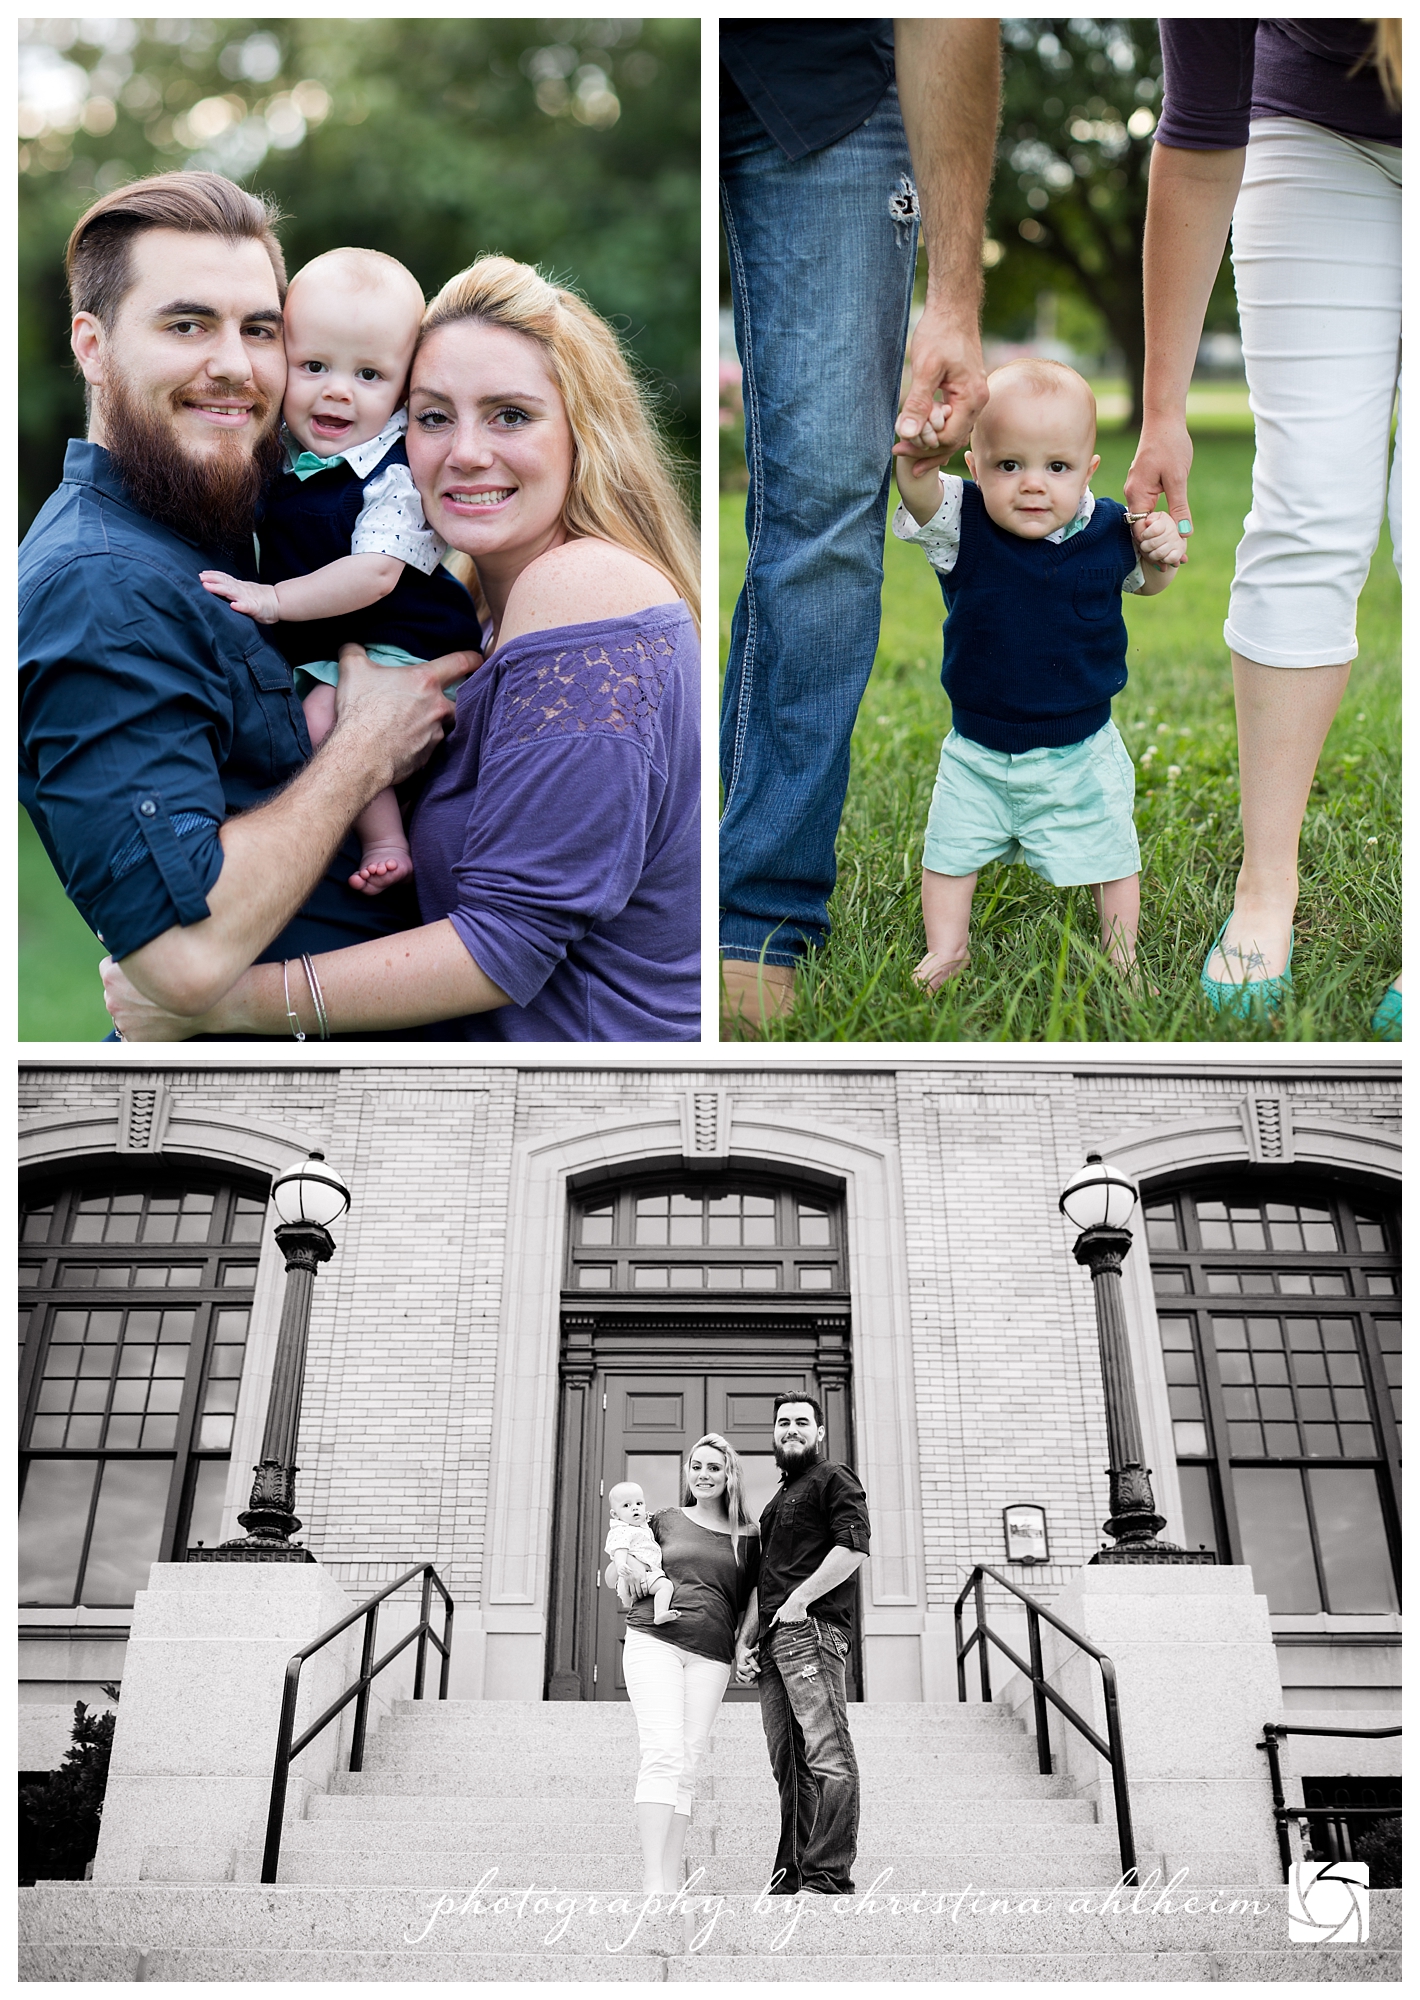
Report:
20,557,232,957
824,1464,871,1554
442,733,660,1007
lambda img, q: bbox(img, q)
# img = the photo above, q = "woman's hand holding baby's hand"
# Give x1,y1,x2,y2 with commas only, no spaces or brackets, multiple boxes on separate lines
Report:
1129,511,1188,571
200,571,282,623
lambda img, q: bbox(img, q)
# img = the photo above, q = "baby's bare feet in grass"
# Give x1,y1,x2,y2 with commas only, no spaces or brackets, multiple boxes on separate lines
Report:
350,847,414,894
913,947,970,993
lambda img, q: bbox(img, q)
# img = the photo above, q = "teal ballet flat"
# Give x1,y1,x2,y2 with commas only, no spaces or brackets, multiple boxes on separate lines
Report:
1200,915,1294,1018
1371,985,1402,1041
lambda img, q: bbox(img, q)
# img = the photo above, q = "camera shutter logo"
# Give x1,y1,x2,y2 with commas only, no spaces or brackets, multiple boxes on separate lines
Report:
1288,1861,1369,1944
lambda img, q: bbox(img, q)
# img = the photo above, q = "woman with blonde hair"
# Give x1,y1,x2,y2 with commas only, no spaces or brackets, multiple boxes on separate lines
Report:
1126,20,1401,1033
104,255,700,1042
610,1434,760,1894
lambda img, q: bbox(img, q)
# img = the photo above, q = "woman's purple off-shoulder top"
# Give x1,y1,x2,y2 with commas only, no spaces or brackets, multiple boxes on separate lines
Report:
408,601,699,1041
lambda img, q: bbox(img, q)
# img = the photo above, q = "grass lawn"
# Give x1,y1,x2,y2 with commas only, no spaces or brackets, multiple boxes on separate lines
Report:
20,809,111,1041
719,427,1400,1042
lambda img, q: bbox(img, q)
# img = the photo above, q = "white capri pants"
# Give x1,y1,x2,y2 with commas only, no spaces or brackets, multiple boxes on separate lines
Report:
1226,117,1401,668
621,1627,731,1812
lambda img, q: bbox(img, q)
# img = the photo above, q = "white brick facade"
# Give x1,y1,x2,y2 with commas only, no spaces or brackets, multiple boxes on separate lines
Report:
19,1059,1399,1759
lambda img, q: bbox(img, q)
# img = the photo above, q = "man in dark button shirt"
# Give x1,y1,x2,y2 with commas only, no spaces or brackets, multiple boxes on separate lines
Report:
719,21,1001,1031
19,171,471,1028
736,1394,870,1896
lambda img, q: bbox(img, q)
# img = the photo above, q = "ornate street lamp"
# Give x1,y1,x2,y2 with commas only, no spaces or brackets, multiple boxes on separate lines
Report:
190,1152,350,1564
1060,1153,1213,1564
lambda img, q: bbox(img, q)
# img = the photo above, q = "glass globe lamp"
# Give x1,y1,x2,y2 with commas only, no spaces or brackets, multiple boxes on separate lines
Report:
270,1150,351,1231
1058,1151,1139,1233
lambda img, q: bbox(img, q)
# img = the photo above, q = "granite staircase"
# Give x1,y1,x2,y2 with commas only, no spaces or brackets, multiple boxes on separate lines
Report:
21,1698,1399,1980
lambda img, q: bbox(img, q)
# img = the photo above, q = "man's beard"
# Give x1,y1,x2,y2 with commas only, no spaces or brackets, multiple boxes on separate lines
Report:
773,1436,822,1480
100,371,282,555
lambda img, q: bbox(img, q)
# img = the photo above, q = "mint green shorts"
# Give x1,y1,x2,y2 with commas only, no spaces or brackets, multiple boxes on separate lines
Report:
922,720,1140,887
293,643,424,700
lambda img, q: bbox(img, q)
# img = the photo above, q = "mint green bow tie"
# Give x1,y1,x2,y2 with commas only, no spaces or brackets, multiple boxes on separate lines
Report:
289,449,345,480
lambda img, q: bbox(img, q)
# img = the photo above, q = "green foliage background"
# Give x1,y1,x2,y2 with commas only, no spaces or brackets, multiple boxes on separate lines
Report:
19,16,700,533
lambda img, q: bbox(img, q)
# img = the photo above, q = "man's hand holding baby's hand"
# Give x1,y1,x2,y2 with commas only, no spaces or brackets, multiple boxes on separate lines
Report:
201,571,282,623
1128,510,1187,571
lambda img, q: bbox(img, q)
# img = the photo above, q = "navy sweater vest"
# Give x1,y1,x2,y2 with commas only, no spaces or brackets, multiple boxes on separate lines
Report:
257,436,483,669
938,482,1137,752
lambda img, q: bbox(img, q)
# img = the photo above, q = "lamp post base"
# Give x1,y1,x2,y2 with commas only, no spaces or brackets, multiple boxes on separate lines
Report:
1090,1543,1217,1565
187,1543,315,1563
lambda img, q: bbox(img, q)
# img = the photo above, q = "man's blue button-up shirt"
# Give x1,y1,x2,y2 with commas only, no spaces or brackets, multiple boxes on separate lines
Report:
19,441,413,966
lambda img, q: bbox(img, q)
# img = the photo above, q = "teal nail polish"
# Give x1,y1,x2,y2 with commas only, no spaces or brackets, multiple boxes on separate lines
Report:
1178,518,1193,535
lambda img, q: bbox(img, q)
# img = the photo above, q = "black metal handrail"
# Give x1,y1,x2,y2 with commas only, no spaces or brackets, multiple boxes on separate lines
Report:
261,1561,454,1883
1258,1721,1401,1878
954,1563,1137,1883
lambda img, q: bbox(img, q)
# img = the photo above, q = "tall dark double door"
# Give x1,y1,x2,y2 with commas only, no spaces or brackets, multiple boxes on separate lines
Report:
547,1309,852,1701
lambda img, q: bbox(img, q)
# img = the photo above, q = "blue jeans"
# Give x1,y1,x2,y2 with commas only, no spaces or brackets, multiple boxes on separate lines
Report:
758,1615,860,1895
720,92,919,965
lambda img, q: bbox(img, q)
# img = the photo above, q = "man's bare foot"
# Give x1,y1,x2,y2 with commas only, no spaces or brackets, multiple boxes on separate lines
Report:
350,848,415,895
721,959,796,1035
653,1606,681,1625
913,946,969,993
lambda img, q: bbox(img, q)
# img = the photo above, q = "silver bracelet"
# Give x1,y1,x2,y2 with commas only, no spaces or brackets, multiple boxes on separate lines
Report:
300,953,330,1040
282,959,306,1041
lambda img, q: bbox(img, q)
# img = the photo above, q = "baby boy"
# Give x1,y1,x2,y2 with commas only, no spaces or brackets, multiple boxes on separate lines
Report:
201,247,483,893
605,1482,678,1622
893,358,1186,985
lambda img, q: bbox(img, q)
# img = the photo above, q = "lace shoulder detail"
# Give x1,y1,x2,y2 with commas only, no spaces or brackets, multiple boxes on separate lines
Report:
488,620,681,758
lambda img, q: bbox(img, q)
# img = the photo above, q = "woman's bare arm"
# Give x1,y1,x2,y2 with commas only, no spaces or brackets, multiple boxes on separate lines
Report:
1124,142,1247,531
104,917,510,1038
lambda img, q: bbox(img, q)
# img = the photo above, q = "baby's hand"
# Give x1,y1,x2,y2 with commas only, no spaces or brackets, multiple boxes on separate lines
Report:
894,451,947,528
201,571,282,622
1127,511,1187,571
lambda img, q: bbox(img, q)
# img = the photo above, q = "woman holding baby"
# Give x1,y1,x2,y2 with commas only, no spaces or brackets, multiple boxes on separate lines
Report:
1126,19,1401,1031
104,251,700,1042
610,1436,759,1896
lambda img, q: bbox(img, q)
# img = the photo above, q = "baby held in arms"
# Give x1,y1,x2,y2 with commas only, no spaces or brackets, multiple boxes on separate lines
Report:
605,1482,679,1623
201,247,483,893
893,359,1186,986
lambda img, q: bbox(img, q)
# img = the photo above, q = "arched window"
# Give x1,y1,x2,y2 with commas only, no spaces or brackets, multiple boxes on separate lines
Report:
1144,1179,1400,1614
18,1170,266,1608
566,1173,845,1295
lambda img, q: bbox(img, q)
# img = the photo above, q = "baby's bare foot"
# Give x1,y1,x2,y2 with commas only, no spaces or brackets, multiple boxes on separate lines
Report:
350,847,414,895
913,947,969,993
653,1607,681,1624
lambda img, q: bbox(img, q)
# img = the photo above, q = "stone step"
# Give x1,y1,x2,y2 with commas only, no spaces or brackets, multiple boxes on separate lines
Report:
357,1742,1046,1777
20,1943,1404,1982
263,1851,1166,1892
330,1769,1082,1802
383,1703,1020,1730
283,1814,1117,1854
307,1790,1099,1827
388,1700,1011,1724
20,1884,1401,1959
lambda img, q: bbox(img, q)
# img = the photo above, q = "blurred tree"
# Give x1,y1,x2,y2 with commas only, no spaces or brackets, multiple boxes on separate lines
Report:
19,16,699,532
984,18,1237,424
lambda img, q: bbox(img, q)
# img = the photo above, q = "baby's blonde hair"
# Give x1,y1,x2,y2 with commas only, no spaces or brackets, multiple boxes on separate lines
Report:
417,255,699,624
973,357,1097,451
287,245,425,314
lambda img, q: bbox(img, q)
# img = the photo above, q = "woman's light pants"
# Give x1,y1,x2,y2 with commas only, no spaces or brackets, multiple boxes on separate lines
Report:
1227,117,1401,667
622,1627,731,1811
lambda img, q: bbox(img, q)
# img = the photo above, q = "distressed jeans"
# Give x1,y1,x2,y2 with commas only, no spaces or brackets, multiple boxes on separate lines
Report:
758,1615,860,1895
719,91,919,964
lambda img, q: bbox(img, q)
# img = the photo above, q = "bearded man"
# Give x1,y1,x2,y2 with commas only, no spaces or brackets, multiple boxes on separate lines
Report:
19,172,474,1033
735,1394,870,1898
